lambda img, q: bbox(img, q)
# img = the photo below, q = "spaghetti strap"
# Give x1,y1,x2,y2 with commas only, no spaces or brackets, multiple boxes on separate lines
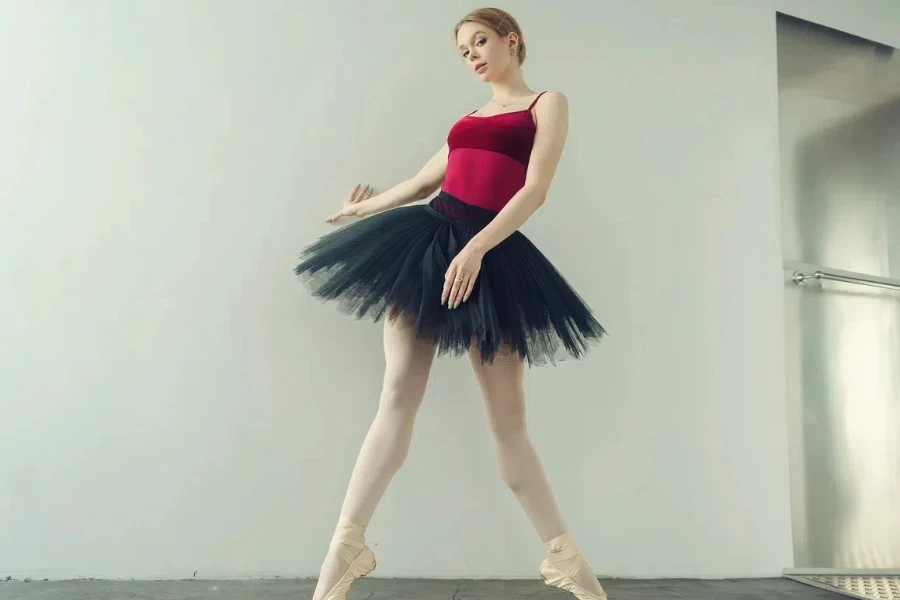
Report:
528,90,547,110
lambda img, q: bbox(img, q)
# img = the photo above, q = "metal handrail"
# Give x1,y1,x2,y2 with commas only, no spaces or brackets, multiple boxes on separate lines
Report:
791,270,900,292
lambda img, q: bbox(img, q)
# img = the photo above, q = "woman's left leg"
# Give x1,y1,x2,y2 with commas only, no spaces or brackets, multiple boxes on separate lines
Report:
466,343,566,541
467,343,607,599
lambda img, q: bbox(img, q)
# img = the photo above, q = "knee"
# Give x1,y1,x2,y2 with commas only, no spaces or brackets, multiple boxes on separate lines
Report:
496,438,531,495
378,377,425,416
501,468,528,495
489,406,527,444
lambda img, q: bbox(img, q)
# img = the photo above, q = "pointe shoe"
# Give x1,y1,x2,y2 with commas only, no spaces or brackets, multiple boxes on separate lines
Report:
321,545,376,600
539,532,608,600
318,518,377,600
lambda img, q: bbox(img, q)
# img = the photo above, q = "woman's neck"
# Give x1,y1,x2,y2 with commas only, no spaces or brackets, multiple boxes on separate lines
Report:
489,71,532,102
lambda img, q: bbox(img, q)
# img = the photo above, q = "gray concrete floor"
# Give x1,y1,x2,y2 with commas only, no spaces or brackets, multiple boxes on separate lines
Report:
0,577,846,599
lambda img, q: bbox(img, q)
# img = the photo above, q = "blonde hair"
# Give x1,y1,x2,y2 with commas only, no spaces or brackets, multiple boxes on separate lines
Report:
454,8,527,66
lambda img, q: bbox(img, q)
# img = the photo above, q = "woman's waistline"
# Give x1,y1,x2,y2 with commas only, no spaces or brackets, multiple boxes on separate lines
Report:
424,191,500,227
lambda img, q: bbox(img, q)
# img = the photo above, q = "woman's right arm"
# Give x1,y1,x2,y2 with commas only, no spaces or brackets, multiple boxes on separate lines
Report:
329,143,449,222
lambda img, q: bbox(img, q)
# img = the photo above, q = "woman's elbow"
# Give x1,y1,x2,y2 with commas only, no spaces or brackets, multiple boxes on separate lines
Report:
417,179,442,200
529,184,549,205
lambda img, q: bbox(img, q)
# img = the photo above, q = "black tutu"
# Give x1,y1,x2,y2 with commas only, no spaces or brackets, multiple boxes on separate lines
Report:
294,191,607,366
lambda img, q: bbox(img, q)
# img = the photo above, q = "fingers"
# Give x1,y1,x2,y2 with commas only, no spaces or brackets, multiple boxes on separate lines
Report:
344,183,361,205
351,184,372,203
455,273,479,307
329,183,374,222
326,207,348,223
462,276,476,303
441,269,455,306
443,273,473,309
449,276,464,308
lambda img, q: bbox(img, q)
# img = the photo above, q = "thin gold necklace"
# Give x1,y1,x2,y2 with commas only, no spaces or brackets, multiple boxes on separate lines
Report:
490,92,532,108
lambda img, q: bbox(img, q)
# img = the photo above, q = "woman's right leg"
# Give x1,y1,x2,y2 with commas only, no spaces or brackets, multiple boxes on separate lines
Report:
312,313,438,600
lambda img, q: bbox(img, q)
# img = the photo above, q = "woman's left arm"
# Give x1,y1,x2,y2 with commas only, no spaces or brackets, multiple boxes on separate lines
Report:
442,91,569,308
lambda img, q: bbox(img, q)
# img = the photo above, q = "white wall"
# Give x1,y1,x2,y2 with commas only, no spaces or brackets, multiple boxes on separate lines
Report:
0,0,896,581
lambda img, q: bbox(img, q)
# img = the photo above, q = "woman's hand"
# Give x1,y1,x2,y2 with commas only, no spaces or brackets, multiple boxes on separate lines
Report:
327,183,374,223
442,244,484,309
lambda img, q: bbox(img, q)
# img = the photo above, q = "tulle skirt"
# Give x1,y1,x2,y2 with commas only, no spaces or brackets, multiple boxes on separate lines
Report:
294,191,607,366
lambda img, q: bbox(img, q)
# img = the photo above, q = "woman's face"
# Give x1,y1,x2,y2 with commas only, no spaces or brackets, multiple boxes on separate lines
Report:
456,22,515,81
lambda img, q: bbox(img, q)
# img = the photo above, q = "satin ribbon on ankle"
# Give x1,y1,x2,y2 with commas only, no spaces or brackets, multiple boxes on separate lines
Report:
330,517,366,560
546,532,579,557
545,532,589,578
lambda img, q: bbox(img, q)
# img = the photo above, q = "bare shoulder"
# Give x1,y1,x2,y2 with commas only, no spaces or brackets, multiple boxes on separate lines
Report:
532,90,568,127
535,90,568,110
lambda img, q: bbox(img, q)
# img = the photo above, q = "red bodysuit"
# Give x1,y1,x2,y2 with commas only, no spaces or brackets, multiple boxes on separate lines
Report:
441,91,547,211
